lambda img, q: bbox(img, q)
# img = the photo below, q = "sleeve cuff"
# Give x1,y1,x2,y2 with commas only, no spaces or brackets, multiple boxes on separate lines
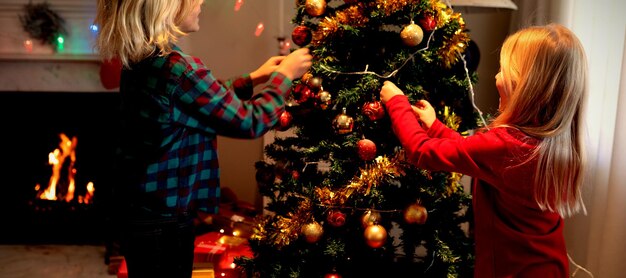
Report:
268,71,293,96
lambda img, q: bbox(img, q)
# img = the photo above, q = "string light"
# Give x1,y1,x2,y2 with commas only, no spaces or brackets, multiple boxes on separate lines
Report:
23,40,33,52
234,0,244,11
277,37,291,55
89,24,98,32
254,22,265,37
56,35,64,52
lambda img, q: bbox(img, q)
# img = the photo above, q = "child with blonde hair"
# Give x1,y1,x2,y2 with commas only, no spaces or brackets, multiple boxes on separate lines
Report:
95,0,312,276
380,24,588,277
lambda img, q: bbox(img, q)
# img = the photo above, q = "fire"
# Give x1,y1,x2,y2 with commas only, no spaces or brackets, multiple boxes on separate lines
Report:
35,133,94,204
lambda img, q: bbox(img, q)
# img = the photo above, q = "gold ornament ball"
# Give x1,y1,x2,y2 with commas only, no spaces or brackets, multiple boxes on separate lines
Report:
302,221,324,243
305,0,326,17
332,108,354,135
317,90,332,110
307,76,323,91
360,210,382,228
364,224,387,249
400,22,424,47
404,203,428,225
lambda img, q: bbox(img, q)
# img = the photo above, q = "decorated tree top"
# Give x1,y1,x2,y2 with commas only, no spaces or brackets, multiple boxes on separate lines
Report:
238,0,480,277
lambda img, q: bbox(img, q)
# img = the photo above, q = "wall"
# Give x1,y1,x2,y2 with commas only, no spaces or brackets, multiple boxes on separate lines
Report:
460,9,513,116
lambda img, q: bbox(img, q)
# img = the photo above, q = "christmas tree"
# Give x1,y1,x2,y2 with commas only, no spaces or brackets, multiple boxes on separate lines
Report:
238,0,481,277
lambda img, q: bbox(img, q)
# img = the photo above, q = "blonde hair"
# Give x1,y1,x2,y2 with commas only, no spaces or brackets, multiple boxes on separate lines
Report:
491,24,588,218
94,0,200,67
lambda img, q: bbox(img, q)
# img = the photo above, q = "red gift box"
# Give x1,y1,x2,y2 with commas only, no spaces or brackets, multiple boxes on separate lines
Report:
194,232,228,263
195,232,253,277
117,232,252,278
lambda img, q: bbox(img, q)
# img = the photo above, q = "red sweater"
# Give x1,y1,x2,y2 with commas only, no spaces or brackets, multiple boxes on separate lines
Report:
386,95,568,277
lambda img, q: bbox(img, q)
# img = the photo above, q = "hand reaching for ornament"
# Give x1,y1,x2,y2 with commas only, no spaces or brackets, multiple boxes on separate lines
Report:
379,81,405,103
411,100,436,129
276,48,313,82
250,56,286,86
380,81,436,129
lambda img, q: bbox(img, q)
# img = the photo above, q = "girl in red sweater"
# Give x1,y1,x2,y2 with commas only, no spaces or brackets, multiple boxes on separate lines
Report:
380,24,588,277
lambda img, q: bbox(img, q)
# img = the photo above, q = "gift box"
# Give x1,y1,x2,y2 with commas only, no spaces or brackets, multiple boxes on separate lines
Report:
116,232,252,278
195,232,253,278
194,232,228,263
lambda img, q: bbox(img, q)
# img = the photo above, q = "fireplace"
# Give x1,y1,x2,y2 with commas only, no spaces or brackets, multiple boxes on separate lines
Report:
0,91,121,244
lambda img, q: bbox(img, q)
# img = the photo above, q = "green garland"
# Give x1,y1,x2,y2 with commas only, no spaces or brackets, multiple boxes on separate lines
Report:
20,2,67,47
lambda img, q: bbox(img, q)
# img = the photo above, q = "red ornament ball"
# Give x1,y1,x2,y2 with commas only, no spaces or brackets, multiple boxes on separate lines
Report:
419,15,437,32
292,25,312,47
275,111,293,131
362,100,385,121
364,224,387,249
291,83,315,105
326,210,347,227
357,138,377,161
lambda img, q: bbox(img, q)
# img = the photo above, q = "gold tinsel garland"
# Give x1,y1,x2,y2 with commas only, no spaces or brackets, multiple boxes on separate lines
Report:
315,155,404,206
375,0,420,15
251,199,314,248
313,4,369,45
441,105,462,131
251,156,403,248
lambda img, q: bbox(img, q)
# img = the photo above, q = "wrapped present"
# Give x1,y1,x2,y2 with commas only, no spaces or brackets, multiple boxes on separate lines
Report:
194,232,228,263
195,231,253,278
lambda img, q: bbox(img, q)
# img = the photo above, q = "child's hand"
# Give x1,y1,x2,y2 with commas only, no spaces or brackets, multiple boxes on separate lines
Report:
412,100,436,129
250,56,286,86
380,81,405,103
276,48,313,81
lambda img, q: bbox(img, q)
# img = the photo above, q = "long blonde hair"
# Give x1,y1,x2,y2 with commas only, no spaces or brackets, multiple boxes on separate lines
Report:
491,24,588,218
94,0,200,67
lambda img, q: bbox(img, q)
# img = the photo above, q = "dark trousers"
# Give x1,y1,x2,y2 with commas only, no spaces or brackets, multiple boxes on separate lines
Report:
120,208,195,278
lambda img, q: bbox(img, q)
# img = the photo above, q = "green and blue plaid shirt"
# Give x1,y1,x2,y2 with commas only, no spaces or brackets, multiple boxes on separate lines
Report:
117,45,291,216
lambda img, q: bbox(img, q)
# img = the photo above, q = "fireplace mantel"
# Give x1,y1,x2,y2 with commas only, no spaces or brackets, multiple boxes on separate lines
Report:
0,0,112,92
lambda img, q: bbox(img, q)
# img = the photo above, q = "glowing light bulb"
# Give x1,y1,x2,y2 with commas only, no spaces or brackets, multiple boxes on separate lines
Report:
56,35,65,52
234,0,244,11
89,24,98,32
254,22,265,37
24,40,33,52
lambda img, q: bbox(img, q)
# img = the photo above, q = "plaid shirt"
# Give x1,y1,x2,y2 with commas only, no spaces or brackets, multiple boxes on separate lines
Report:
118,45,291,216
